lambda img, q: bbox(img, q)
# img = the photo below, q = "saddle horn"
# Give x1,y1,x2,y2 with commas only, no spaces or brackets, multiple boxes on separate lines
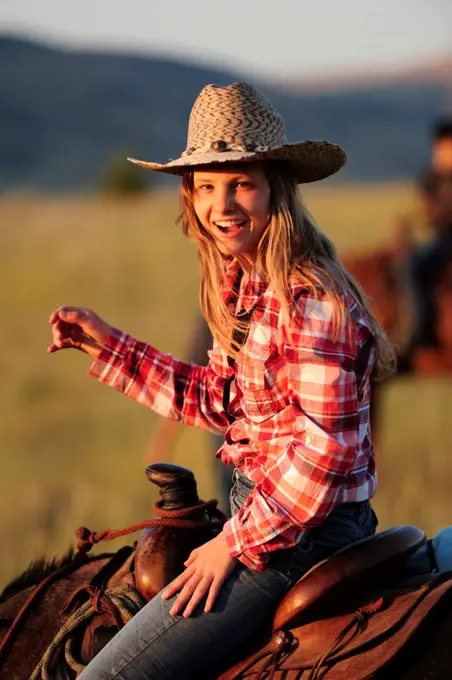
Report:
134,463,222,601
145,463,200,511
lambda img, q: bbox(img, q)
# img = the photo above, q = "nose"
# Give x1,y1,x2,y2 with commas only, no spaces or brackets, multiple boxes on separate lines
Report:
214,185,236,214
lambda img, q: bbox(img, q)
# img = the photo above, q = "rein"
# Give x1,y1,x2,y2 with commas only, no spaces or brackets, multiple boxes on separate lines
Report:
75,498,226,554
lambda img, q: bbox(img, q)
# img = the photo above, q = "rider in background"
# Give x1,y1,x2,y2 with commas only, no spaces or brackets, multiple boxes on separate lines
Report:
48,82,395,680
404,170,452,357
431,118,452,176
397,118,452,369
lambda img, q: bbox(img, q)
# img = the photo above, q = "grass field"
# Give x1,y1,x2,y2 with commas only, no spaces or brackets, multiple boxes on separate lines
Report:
1,181,451,589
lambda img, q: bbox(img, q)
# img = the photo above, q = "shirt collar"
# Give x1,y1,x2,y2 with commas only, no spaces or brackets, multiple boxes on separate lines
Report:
222,259,269,313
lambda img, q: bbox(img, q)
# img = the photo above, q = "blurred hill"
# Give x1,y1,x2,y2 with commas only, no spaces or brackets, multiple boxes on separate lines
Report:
284,56,452,92
1,34,451,191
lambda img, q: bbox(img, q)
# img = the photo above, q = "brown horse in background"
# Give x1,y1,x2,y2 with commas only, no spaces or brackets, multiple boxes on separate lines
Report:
343,213,452,378
343,239,452,442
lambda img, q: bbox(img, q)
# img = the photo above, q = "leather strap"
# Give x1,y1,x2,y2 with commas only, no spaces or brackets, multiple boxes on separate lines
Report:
222,267,249,425
426,537,438,572
222,307,254,425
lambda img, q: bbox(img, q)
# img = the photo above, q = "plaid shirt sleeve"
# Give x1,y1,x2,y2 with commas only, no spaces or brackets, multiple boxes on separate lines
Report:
223,292,371,571
88,328,232,434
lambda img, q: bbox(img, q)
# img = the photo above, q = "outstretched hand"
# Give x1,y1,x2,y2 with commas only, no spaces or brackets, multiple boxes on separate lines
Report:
48,306,113,359
162,531,237,617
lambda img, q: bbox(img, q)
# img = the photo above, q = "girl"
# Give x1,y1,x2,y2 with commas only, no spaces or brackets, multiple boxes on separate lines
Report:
49,82,395,679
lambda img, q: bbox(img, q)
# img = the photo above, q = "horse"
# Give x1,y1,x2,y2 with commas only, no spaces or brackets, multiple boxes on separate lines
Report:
1,463,452,680
343,244,452,376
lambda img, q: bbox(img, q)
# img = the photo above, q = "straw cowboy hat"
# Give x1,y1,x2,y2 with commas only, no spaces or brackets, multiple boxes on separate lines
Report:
128,82,346,183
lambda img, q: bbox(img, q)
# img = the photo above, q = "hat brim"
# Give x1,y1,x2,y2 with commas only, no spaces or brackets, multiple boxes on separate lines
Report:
127,140,346,184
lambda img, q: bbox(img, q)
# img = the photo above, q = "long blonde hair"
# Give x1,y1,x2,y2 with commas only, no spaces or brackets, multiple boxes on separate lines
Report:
179,162,396,381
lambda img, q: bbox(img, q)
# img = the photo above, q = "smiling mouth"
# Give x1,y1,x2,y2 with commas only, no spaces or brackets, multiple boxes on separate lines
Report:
214,220,247,235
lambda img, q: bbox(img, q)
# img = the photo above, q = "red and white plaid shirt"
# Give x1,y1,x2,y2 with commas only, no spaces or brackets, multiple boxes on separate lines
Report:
89,260,377,570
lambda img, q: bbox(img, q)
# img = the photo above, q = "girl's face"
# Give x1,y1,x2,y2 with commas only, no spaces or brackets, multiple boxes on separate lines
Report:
192,164,271,265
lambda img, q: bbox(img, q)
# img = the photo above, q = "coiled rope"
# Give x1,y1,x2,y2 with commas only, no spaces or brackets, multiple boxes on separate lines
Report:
30,585,145,679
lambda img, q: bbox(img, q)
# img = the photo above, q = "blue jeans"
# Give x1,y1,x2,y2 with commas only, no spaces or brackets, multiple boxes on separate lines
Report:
78,469,377,680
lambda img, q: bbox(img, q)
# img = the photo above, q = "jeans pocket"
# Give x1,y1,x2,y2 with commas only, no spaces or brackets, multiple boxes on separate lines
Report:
274,540,326,589
315,502,376,548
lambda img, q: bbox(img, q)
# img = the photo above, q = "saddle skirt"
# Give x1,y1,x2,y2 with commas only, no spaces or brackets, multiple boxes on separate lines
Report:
219,573,452,680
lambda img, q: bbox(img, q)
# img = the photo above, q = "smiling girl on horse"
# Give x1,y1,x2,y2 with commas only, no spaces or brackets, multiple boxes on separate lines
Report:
48,82,395,679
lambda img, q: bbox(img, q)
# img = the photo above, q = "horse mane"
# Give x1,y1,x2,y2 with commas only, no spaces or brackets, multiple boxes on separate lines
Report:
0,548,81,602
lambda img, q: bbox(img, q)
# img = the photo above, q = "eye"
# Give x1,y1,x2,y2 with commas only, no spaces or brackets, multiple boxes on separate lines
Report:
236,181,253,189
196,183,214,191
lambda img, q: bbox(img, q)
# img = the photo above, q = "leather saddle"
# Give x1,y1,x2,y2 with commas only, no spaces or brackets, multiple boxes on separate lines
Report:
74,463,225,665
218,525,452,680
61,465,451,680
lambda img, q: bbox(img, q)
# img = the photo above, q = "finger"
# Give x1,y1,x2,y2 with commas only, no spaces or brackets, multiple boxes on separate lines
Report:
51,325,80,351
54,318,72,331
55,320,82,344
49,306,84,325
52,326,70,349
49,310,60,324
184,550,198,567
48,340,72,353
204,577,223,613
182,577,212,618
170,576,201,616
58,308,89,324
52,326,64,345
161,567,194,601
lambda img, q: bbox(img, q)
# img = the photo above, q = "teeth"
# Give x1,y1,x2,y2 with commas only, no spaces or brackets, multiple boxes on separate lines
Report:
215,221,244,227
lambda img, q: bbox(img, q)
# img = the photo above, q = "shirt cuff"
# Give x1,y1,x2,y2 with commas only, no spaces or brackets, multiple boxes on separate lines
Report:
88,328,128,376
223,514,268,571
88,329,160,388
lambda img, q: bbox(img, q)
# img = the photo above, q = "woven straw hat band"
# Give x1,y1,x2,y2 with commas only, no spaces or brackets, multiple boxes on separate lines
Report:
182,82,286,159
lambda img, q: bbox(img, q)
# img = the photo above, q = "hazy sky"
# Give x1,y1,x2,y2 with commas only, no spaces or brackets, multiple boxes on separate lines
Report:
1,0,451,79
